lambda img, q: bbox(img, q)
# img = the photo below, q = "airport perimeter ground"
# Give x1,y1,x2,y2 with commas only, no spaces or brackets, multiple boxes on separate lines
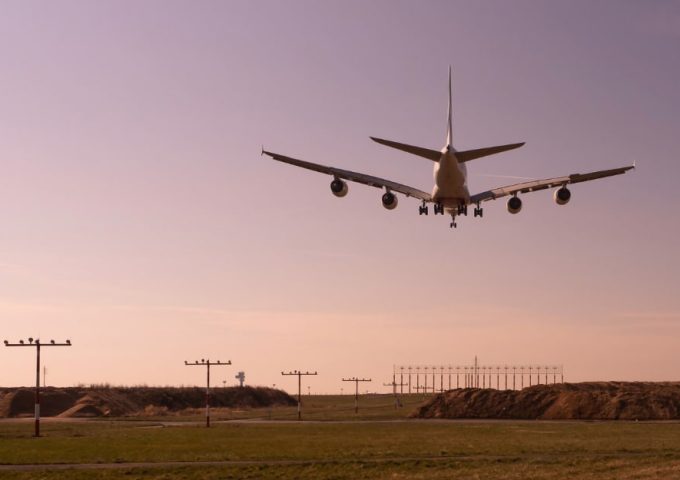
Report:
2,395,680,479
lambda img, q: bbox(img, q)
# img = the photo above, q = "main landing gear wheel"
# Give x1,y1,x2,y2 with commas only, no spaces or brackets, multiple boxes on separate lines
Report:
434,203,444,215
418,204,429,215
473,206,484,218
457,204,468,216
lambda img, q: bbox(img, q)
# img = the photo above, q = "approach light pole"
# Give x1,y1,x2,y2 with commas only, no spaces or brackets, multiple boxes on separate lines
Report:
342,377,371,414
383,379,407,408
281,370,317,420
4,338,72,437
184,359,231,427
407,366,412,394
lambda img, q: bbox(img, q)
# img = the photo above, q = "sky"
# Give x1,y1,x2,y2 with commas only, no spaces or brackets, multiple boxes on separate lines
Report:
1,0,679,394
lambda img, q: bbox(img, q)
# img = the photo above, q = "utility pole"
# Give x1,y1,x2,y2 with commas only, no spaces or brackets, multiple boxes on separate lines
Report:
4,338,71,437
281,370,317,420
184,359,231,427
342,377,371,413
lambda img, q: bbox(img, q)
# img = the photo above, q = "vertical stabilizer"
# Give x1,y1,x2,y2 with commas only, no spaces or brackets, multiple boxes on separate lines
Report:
446,66,453,149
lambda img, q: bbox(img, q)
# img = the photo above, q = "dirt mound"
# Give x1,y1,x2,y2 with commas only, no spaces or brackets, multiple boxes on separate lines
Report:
413,382,680,420
0,388,80,417
58,403,105,418
0,386,296,418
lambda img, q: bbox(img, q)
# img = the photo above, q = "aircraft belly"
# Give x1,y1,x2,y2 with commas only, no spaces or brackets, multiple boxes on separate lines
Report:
432,155,469,206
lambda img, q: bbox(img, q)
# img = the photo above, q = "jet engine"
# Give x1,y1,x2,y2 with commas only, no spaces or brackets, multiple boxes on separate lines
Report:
382,191,398,210
330,179,348,197
553,186,571,205
507,196,522,214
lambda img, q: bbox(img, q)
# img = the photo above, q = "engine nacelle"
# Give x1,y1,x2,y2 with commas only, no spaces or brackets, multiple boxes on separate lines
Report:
553,186,571,205
330,179,348,197
507,196,522,214
382,191,398,210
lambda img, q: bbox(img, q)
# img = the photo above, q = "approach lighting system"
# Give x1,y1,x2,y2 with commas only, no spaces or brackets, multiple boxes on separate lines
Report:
3,338,72,437
184,358,232,427
281,370,318,421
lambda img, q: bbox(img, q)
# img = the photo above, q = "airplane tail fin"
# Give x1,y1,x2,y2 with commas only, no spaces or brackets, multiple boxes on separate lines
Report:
446,66,453,149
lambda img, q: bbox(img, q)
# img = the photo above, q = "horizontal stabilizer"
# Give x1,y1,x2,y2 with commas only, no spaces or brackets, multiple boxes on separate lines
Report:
456,142,525,163
370,137,441,162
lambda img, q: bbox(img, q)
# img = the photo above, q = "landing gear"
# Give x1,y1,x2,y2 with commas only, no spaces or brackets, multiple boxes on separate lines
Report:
419,202,429,215
450,217,457,229
433,203,444,215
473,203,483,218
457,204,468,216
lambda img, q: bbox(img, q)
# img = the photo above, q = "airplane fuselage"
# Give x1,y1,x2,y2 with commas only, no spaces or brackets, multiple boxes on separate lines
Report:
432,148,470,210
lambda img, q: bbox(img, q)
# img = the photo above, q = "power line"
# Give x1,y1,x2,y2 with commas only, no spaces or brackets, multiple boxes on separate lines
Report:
184,358,231,427
4,337,72,437
281,370,317,420
342,377,371,413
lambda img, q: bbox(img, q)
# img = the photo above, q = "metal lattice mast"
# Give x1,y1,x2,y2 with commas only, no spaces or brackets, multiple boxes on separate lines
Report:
185,359,231,427
4,338,72,437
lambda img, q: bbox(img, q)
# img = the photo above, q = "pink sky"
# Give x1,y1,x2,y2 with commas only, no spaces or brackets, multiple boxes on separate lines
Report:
1,0,679,394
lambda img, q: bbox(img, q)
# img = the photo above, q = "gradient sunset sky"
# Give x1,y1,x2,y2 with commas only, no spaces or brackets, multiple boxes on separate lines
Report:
1,0,679,393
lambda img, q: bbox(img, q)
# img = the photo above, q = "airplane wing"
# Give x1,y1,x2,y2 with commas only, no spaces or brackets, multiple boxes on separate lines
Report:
469,165,634,204
262,150,433,201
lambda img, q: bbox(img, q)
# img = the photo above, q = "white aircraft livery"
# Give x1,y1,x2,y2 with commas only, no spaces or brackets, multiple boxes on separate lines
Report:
263,68,634,228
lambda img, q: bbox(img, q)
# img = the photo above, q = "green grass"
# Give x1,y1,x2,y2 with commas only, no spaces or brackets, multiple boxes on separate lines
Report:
106,393,428,422
2,421,680,464
2,394,680,479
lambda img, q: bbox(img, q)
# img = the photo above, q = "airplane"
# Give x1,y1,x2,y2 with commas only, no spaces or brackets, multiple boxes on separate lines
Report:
262,68,634,228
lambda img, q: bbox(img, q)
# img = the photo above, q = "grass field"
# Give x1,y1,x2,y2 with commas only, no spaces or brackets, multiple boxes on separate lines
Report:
1,394,680,479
